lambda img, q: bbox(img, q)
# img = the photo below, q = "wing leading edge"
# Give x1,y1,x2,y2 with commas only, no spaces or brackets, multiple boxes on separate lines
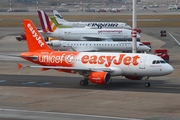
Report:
17,63,112,72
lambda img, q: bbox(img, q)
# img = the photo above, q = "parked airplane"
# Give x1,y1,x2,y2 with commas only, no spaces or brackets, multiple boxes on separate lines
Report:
46,40,151,52
53,10,132,29
168,0,179,10
109,8,121,13
38,10,140,41
18,19,173,87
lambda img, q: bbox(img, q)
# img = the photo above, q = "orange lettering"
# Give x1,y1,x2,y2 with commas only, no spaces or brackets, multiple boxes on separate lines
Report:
113,54,125,65
81,55,89,64
105,56,116,67
89,55,97,64
132,55,140,65
98,56,105,64
124,56,131,65
81,54,140,67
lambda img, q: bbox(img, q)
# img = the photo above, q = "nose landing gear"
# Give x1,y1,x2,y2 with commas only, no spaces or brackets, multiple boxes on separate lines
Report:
145,82,151,87
144,76,150,87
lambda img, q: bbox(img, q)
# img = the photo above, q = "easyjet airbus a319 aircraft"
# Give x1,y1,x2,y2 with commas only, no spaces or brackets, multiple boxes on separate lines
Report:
18,19,174,87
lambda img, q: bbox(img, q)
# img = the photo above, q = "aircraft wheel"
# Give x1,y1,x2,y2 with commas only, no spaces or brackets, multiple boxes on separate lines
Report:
79,80,89,86
145,82,151,87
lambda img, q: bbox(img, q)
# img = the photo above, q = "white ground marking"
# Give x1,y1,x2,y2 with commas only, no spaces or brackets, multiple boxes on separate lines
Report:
0,108,142,120
168,33,180,46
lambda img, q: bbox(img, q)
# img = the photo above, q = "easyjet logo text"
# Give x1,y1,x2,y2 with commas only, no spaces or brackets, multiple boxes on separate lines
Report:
27,23,44,47
81,54,140,67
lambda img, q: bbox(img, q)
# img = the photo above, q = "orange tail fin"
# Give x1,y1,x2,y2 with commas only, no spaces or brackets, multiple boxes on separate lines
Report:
23,19,53,52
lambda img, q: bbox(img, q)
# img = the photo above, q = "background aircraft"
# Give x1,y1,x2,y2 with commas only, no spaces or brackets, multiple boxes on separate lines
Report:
18,19,173,87
46,40,151,52
53,10,132,29
38,10,140,41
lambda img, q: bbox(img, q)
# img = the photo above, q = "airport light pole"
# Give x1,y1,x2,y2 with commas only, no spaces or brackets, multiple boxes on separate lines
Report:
10,0,12,11
132,0,137,53
36,0,38,9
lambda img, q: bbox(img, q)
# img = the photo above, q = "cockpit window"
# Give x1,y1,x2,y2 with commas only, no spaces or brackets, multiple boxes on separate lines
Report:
160,60,166,63
152,60,166,64
139,44,144,46
156,61,160,64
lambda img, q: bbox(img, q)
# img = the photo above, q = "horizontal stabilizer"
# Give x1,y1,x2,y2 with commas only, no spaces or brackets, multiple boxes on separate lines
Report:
17,63,23,69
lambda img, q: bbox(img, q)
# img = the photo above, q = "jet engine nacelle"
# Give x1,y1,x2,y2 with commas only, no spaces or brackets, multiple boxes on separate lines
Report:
89,72,111,84
125,76,145,80
46,40,61,47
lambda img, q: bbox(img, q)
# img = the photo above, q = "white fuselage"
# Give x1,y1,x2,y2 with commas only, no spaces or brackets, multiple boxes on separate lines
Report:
47,40,151,52
42,28,140,41
60,22,132,29
73,52,173,76
34,52,173,77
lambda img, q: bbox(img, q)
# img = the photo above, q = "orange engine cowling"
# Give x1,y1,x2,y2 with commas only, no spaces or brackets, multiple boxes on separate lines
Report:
89,72,111,84
125,76,144,80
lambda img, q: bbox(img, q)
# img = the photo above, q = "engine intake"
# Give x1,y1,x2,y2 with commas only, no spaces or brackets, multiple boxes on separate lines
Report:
89,72,111,84
46,40,61,47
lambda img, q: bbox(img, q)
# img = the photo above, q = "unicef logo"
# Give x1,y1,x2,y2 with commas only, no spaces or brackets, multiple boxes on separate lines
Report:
65,54,75,65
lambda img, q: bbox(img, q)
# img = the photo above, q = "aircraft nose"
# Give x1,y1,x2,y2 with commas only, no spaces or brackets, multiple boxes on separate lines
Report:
146,46,151,51
164,64,174,75
127,25,132,29
137,33,141,38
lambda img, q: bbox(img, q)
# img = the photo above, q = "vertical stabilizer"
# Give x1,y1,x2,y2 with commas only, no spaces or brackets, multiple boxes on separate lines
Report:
53,10,68,23
23,19,53,52
37,10,57,32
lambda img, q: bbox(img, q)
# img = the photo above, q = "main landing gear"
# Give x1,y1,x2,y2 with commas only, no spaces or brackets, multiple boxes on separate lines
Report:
144,76,151,87
79,79,89,86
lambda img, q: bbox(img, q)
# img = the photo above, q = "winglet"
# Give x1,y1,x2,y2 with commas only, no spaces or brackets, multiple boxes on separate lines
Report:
17,63,23,69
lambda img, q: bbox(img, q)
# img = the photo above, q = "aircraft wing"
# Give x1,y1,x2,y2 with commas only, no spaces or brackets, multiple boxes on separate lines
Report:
18,63,112,72
82,36,113,41
39,30,52,34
